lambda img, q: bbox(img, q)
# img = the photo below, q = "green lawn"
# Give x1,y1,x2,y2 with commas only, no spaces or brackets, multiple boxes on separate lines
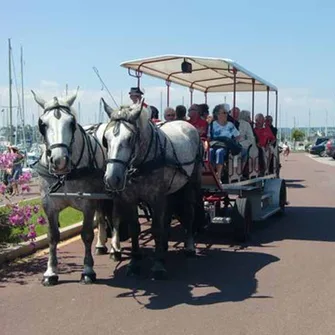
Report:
0,198,83,244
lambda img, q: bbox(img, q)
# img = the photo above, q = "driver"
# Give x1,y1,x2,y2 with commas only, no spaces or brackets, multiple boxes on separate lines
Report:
129,87,148,108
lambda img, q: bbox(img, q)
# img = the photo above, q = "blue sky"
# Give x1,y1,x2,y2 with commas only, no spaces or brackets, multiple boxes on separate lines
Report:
1,0,335,127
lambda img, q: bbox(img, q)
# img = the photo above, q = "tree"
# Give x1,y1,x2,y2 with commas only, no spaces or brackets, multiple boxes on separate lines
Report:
291,128,305,142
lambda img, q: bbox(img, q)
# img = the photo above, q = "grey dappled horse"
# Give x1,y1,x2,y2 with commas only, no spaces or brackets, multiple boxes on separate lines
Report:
102,99,205,280
31,91,119,285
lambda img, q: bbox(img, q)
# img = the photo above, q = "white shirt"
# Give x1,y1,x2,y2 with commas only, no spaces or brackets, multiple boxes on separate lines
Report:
238,120,256,149
208,121,239,139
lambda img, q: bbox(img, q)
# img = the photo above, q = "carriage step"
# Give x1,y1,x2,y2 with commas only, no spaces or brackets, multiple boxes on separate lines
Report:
211,216,232,225
259,206,281,220
222,185,260,192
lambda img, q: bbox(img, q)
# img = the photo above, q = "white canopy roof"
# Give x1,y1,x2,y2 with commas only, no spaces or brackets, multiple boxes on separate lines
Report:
120,55,277,93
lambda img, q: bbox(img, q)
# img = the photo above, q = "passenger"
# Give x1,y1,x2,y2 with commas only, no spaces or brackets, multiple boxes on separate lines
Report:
199,104,210,121
208,104,240,181
150,105,161,123
254,113,276,148
265,115,278,145
238,110,257,161
229,106,240,130
188,104,208,140
265,115,278,173
175,105,187,121
253,113,276,174
164,107,176,121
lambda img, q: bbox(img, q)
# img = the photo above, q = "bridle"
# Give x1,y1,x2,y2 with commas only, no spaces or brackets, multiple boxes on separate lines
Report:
38,104,77,174
102,118,140,169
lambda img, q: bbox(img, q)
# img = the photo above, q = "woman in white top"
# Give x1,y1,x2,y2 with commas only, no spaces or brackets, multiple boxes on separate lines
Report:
238,110,257,160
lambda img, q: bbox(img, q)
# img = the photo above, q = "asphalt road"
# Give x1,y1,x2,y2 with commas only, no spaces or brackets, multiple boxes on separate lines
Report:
1,153,335,335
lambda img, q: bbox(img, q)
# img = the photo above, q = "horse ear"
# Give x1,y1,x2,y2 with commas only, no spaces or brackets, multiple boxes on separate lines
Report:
101,98,114,118
31,90,46,109
65,92,78,107
129,99,145,122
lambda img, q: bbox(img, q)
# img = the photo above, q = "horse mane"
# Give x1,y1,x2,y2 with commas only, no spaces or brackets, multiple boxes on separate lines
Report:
109,103,150,126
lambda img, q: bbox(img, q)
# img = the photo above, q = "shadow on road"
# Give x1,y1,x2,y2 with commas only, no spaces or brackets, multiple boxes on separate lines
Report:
96,246,279,310
285,179,306,189
250,206,335,244
0,252,82,286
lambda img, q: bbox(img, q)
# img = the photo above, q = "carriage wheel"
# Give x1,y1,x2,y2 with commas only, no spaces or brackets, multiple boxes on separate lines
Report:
232,197,252,243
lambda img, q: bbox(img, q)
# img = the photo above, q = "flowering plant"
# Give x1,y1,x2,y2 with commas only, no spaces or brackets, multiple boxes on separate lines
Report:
0,152,46,247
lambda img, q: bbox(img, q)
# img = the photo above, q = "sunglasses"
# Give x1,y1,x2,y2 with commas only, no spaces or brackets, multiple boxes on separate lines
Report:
166,114,175,117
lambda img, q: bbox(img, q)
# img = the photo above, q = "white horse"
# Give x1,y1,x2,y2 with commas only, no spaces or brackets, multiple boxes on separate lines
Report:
31,91,122,285
102,99,205,280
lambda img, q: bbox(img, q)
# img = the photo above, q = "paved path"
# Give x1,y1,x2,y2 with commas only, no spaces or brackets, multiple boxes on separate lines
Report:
0,180,40,207
1,153,335,335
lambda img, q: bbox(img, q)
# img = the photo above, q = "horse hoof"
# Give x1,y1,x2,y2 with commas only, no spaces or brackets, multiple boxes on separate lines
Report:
42,275,59,286
80,273,96,284
152,269,168,281
95,246,108,255
184,249,196,258
110,252,122,262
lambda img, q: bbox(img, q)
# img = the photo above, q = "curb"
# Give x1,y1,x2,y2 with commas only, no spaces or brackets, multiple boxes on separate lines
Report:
0,221,85,266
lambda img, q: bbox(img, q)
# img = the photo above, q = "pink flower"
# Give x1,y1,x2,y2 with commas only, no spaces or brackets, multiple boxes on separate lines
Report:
37,216,47,225
18,171,32,184
21,184,31,192
33,205,39,213
9,213,25,226
27,231,37,239
0,183,7,195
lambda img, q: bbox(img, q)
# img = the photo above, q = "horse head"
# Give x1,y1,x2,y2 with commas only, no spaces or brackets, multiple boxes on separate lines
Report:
101,98,150,192
31,89,78,175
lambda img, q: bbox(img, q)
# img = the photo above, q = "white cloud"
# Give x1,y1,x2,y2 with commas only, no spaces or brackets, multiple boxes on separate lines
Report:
0,81,334,128
40,80,60,89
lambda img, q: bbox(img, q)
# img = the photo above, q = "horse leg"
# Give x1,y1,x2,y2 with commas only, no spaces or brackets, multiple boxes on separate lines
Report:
80,208,96,284
42,210,60,286
126,205,142,277
95,208,108,255
109,216,122,262
150,198,169,280
176,183,197,257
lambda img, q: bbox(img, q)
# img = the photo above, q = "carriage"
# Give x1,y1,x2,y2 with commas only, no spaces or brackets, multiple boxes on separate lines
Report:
32,54,287,284
119,54,287,242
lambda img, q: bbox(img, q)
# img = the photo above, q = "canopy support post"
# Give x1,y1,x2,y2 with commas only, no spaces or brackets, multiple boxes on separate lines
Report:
166,80,171,107
275,90,278,128
190,87,194,105
204,92,207,104
252,79,255,122
266,86,270,116
128,69,142,88
233,68,237,109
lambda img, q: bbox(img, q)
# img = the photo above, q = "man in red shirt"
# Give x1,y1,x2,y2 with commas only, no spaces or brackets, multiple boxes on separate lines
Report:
188,104,208,140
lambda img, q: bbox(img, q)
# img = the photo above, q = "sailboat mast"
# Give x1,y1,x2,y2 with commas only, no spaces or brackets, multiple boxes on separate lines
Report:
8,38,13,144
20,45,27,150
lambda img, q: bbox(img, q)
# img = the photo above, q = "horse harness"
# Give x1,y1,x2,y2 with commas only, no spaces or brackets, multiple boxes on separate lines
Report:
33,106,105,194
102,117,201,187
